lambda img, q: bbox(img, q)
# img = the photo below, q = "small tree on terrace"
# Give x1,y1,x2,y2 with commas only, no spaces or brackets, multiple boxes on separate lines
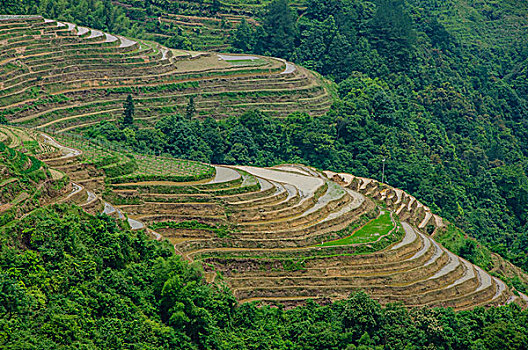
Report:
122,94,135,128
231,18,255,52
186,96,196,120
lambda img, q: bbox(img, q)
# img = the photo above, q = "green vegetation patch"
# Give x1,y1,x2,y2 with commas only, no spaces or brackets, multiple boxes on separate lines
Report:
435,224,492,270
150,220,231,238
321,210,394,246
133,155,214,180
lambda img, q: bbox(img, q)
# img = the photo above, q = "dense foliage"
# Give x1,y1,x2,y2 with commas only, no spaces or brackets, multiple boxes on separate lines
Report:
0,205,236,349
1,205,528,349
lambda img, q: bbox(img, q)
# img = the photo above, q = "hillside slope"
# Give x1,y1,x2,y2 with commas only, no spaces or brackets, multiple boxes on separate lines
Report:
0,126,104,224
4,204,528,349
4,0,528,276
3,125,526,310
0,16,331,134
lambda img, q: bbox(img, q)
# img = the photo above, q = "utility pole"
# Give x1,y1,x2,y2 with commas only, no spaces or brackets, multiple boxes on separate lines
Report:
382,158,386,184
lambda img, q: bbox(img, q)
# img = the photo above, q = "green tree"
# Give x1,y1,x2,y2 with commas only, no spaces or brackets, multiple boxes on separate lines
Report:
164,34,193,50
103,0,115,31
185,96,196,120
483,321,528,350
1,0,22,14
369,0,416,71
210,0,221,14
295,15,353,80
231,18,255,52
122,94,135,128
459,240,478,263
258,0,297,58
155,115,212,161
201,117,227,163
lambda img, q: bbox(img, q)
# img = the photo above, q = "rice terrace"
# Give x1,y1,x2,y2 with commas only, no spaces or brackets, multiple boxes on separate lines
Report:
2,1,528,348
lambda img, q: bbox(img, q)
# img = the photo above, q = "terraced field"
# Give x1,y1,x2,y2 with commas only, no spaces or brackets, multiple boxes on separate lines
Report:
0,16,332,134
33,128,527,309
0,126,73,224
107,160,528,309
2,125,527,310
115,0,302,52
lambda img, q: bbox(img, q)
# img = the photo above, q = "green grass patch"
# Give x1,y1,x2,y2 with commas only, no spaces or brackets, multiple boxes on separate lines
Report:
320,211,394,246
